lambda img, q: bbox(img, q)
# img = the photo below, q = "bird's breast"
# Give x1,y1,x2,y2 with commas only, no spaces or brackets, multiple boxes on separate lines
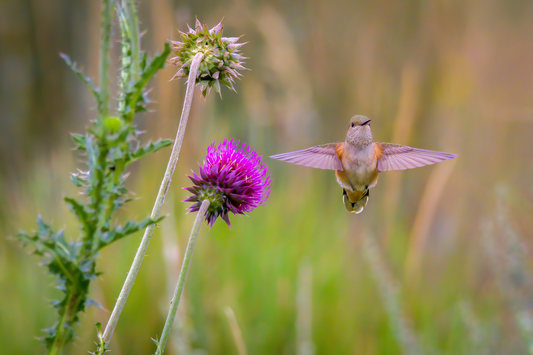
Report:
336,144,379,192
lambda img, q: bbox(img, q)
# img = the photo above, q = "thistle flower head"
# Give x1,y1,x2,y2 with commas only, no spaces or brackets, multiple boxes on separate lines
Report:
184,139,271,227
169,19,247,98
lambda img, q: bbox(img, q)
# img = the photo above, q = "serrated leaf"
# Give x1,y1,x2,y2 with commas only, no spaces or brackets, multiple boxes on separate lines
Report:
60,53,100,105
37,215,53,237
108,124,133,148
15,216,92,350
97,216,164,250
65,197,91,233
70,173,89,187
140,51,148,71
112,197,132,213
123,43,171,121
70,133,88,150
126,139,172,165
87,300,106,310
80,259,96,277
85,135,98,171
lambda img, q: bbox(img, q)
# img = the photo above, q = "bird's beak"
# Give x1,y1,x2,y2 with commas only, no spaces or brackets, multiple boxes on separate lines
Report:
362,119,371,126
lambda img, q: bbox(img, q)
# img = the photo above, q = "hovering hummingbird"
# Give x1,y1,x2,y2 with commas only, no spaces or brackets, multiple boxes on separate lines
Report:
270,115,458,214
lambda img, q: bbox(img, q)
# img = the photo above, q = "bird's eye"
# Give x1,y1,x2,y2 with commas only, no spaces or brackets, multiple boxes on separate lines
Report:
351,122,355,128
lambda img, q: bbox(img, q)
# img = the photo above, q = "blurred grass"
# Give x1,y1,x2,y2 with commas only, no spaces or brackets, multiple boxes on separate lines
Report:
1,0,533,354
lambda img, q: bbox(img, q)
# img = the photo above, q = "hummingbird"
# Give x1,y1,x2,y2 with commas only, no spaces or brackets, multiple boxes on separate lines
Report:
270,115,458,214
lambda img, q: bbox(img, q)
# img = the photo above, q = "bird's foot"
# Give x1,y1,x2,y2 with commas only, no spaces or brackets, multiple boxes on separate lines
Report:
342,188,369,214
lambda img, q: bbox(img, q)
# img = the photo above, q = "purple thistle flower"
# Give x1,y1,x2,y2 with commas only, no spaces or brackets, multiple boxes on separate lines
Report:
184,139,271,227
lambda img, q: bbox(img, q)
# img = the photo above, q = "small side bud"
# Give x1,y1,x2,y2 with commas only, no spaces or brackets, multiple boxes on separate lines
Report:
103,116,124,134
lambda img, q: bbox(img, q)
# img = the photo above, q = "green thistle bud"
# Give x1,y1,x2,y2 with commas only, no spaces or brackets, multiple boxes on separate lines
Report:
169,18,248,97
103,116,124,134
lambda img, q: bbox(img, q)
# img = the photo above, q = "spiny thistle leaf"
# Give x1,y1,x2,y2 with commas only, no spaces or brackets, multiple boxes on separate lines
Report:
60,53,100,105
70,171,89,187
123,43,171,120
140,51,148,71
15,216,92,350
126,139,173,165
97,216,165,250
70,133,88,151
86,299,106,310
107,123,131,148
64,197,91,233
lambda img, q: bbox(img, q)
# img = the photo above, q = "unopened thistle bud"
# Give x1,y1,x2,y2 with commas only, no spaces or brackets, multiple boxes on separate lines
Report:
169,19,248,97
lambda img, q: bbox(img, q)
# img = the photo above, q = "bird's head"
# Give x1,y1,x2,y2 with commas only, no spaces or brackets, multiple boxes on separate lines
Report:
346,115,373,147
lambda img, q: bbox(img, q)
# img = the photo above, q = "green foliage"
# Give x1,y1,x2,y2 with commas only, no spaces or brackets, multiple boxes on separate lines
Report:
16,216,92,349
126,139,173,165
59,53,100,106
70,133,88,150
122,42,171,121
14,1,171,353
93,322,107,355
97,216,164,251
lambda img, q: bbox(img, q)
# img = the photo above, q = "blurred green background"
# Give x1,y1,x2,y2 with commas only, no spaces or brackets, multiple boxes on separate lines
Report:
1,0,533,354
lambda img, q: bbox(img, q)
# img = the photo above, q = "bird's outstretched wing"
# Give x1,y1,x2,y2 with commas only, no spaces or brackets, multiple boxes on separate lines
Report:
376,143,457,172
270,143,344,171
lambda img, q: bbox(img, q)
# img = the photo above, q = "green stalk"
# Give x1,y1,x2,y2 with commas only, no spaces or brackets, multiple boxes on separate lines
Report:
47,289,84,355
123,0,140,82
49,2,112,351
100,52,205,348
47,291,74,355
98,0,113,119
93,0,112,252
156,199,210,355
87,144,109,255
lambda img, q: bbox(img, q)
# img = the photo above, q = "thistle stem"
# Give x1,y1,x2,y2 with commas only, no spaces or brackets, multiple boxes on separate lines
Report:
47,291,73,355
98,0,113,119
156,199,210,355
100,52,205,348
122,0,140,82
48,289,83,355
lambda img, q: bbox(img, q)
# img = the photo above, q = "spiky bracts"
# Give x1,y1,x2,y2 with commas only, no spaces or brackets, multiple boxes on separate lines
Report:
184,139,271,227
169,19,247,97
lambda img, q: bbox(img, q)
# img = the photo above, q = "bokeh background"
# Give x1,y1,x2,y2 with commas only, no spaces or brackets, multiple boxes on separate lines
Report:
1,0,533,354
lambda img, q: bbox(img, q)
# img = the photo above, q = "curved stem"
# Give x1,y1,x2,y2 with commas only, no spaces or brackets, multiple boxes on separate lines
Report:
100,52,205,348
156,199,210,355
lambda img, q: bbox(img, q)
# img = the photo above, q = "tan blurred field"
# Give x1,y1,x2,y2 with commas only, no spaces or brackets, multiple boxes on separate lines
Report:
1,0,533,354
